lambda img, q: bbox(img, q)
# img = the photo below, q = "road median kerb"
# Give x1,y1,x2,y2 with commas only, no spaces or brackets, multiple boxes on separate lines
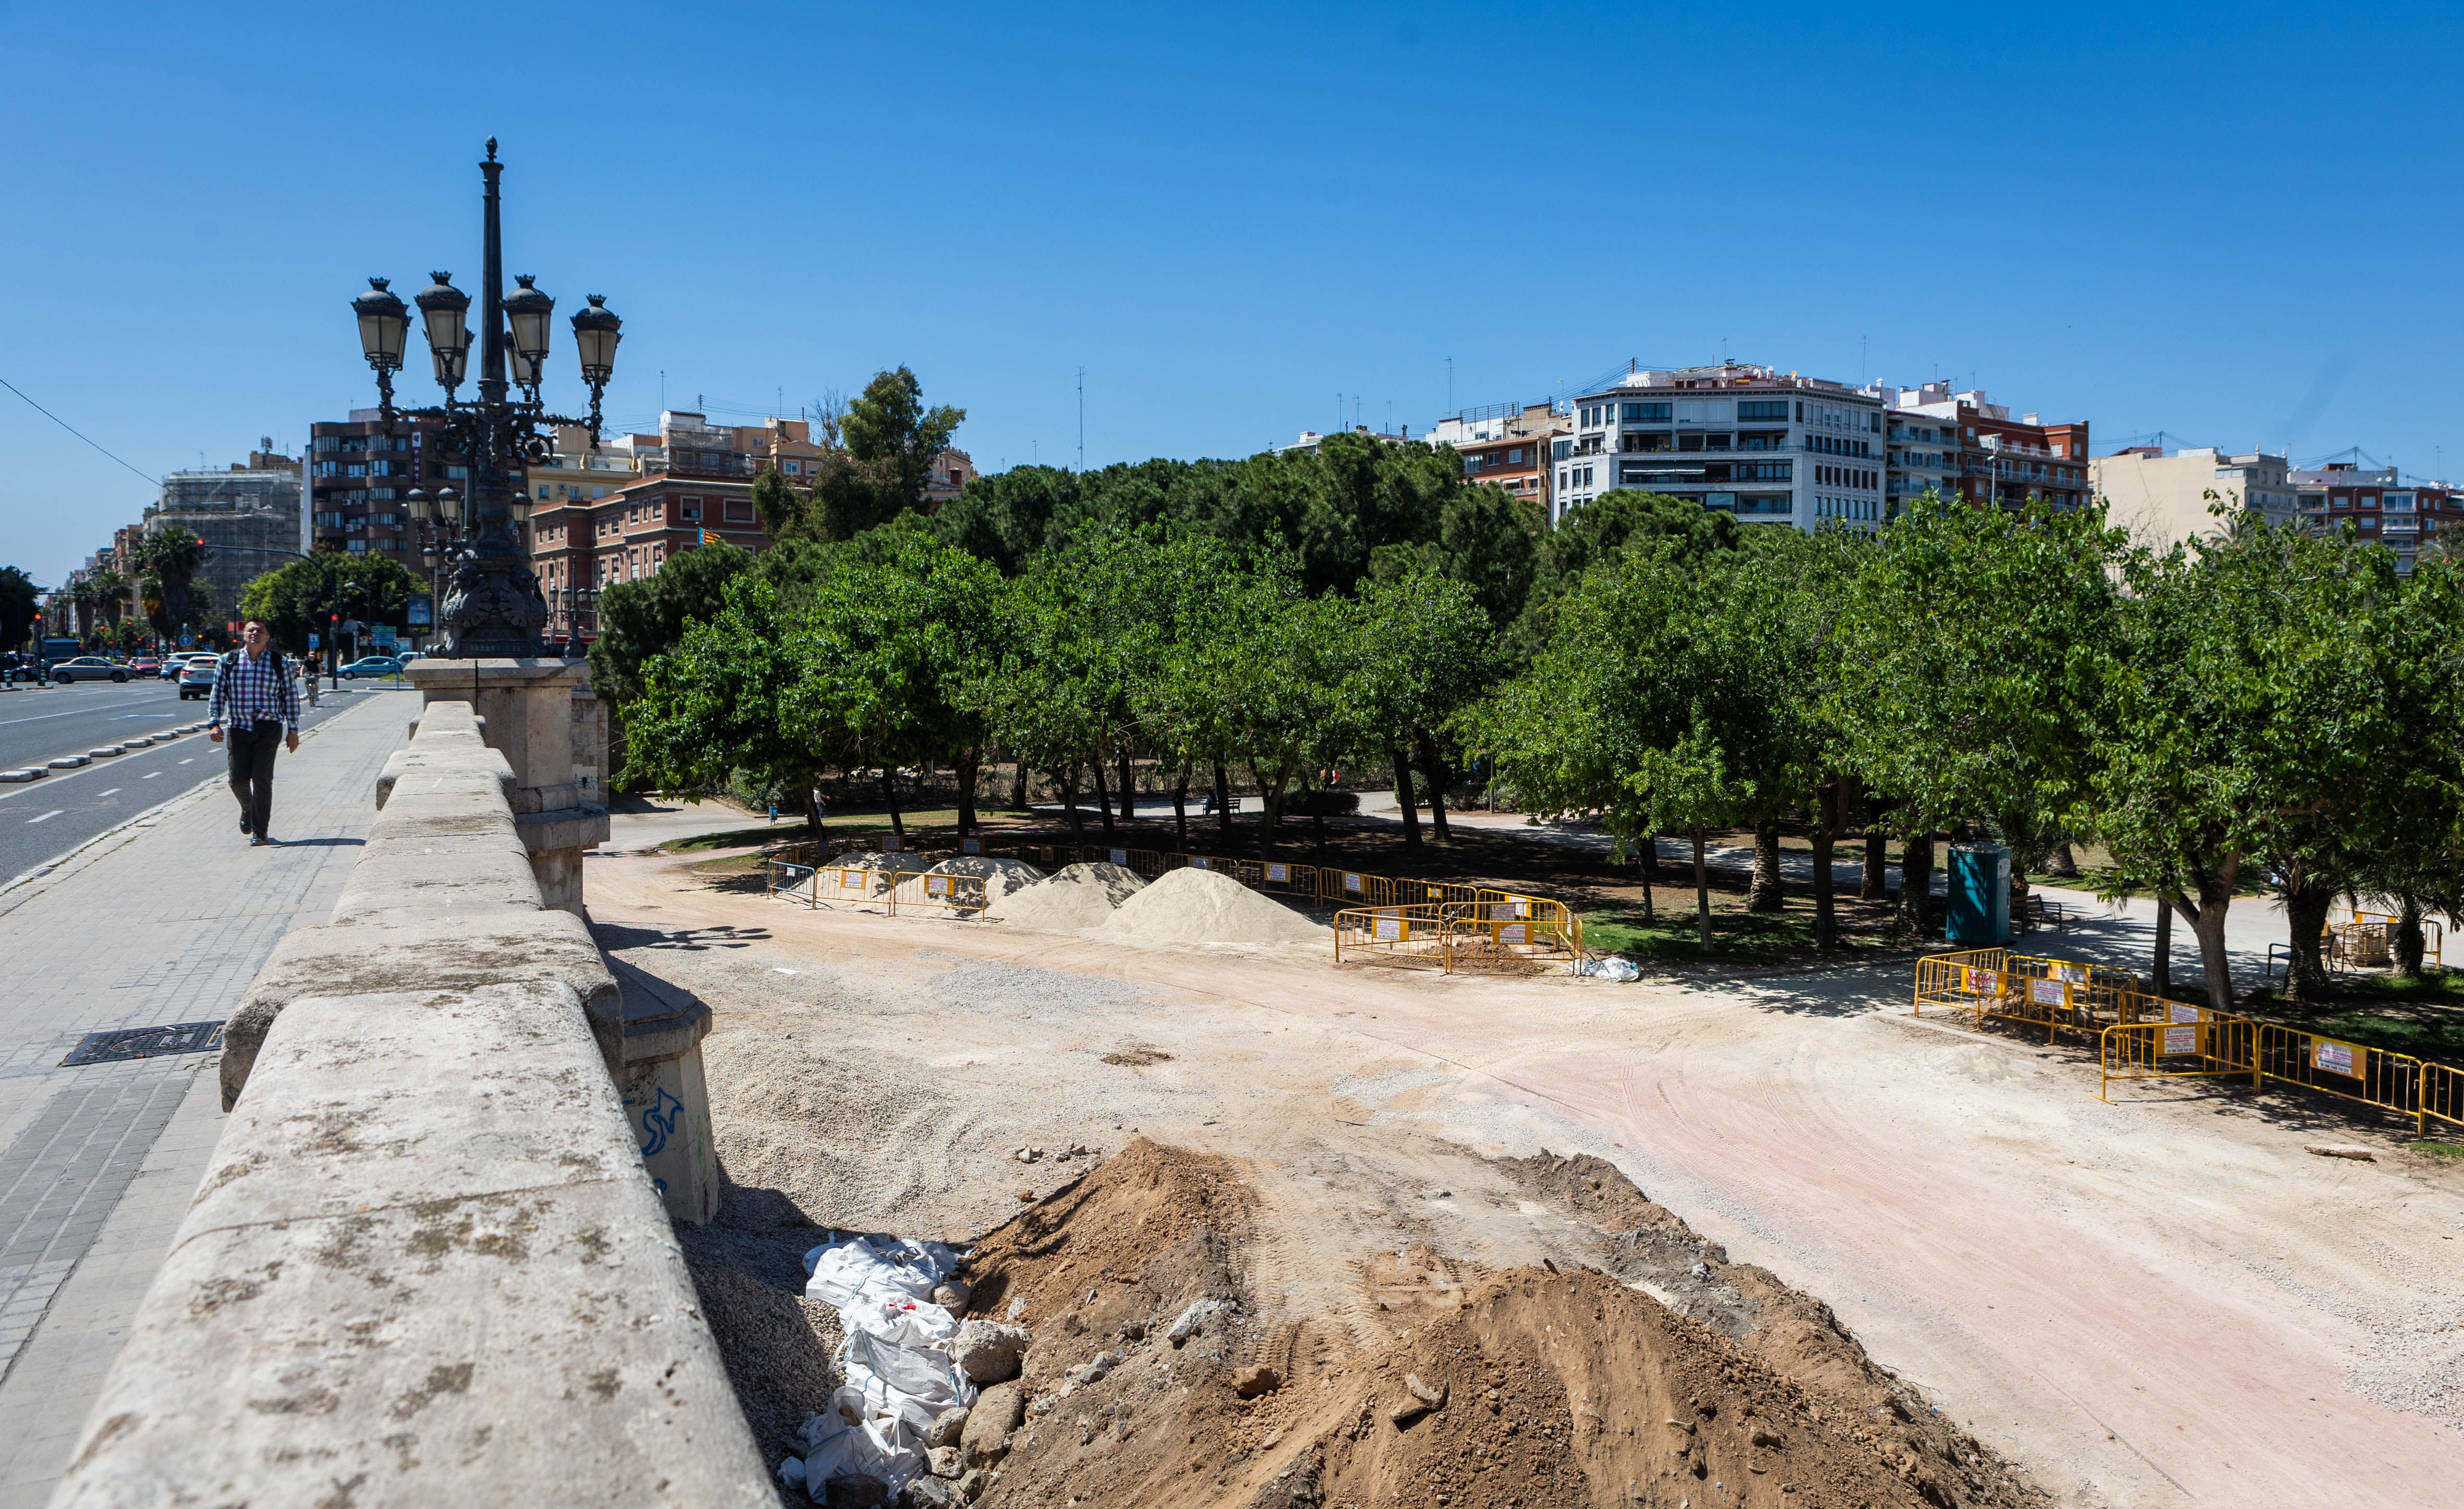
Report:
0,769,41,783
47,755,88,768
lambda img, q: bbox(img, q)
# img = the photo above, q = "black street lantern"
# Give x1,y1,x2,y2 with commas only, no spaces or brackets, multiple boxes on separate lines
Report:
349,139,622,659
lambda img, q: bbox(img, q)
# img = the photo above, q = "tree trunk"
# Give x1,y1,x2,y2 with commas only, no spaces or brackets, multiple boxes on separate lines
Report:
1417,731,1452,842
1691,828,1713,954
1213,759,1233,835
1061,767,1085,848
1811,785,1840,950
2280,879,2335,1006
805,788,825,843
1748,820,1785,912
2394,893,2427,978
1899,829,1935,936
1393,744,1422,850
1861,824,1889,901
1009,756,1029,811
2185,880,2237,1012
1090,759,1117,835
955,746,979,836
1637,833,1657,924
2045,840,2080,878
1118,749,1136,821
2152,898,2173,997
1173,761,1190,853
1299,768,1328,854
881,766,905,842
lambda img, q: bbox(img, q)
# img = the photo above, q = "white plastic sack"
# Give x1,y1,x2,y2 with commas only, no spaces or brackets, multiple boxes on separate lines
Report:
1579,956,1642,982
843,1295,959,1353
841,1328,976,1438
795,1404,922,1499
802,1235,965,1310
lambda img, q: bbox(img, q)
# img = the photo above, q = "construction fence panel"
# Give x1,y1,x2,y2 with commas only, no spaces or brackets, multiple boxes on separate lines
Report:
2257,1024,2426,1130
1320,869,1405,909
1912,948,2012,1024
813,863,911,906
1086,845,1169,878
1227,858,1319,899
887,872,990,921
1445,898,1581,973
2422,1062,2464,1134
1333,904,1453,969
2099,1001,2258,1101
765,861,818,908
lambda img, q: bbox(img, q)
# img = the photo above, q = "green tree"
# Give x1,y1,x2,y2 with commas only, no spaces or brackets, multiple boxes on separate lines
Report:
619,577,828,834
237,552,416,654
843,366,965,521
1352,571,1492,848
1830,497,2129,934
135,526,210,642
0,566,40,652
2092,521,2415,1009
587,540,755,708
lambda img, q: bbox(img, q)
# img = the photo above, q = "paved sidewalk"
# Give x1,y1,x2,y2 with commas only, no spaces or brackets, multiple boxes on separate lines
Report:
0,694,401,1508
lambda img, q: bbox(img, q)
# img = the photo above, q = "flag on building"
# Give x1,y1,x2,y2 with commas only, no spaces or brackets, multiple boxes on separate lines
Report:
700,529,720,546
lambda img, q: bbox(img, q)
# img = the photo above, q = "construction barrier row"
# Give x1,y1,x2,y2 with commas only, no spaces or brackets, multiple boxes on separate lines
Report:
762,856,991,920
759,835,1585,971
1917,946,2463,1138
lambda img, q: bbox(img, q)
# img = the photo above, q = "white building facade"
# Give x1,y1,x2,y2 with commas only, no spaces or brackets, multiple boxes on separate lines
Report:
1554,364,1885,530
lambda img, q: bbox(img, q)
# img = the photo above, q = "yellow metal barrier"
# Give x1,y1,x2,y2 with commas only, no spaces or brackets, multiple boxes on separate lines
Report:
1923,948,2458,1138
886,871,990,921
1446,897,1581,974
2100,1003,2258,1100
1333,904,1453,969
2344,910,2444,968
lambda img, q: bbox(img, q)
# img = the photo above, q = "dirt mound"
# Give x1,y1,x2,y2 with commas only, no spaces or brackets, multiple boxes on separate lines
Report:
986,861,1145,931
834,849,928,874
938,1142,2042,1509
1098,866,1325,946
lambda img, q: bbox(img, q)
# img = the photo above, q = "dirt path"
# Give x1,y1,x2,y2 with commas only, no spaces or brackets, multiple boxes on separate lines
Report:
588,849,2463,1508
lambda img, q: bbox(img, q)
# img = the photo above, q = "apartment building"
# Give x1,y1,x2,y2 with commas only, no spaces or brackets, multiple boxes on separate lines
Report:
1557,363,1884,530
2289,460,2463,573
1427,401,1563,511
307,412,446,558
2091,445,2298,549
1871,383,2089,514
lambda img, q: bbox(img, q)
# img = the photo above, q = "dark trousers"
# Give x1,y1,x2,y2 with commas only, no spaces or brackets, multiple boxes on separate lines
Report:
226,720,282,837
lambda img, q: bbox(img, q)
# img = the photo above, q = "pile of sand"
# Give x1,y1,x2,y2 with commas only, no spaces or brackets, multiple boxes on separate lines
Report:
985,861,1146,931
1098,865,1325,946
887,854,1043,912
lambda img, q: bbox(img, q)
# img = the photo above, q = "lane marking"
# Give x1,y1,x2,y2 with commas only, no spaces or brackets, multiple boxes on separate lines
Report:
94,789,120,798
142,771,160,779
26,811,61,824
178,758,193,765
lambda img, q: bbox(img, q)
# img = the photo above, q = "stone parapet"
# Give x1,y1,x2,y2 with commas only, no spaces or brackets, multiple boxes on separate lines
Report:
54,699,766,1506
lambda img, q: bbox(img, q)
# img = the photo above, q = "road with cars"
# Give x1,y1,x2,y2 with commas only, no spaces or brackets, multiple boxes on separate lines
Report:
0,677,369,882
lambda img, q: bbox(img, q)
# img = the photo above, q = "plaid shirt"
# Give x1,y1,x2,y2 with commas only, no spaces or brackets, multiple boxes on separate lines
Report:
208,647,301,733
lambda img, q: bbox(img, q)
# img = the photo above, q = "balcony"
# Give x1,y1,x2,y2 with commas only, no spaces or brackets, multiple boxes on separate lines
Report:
647,452,756,479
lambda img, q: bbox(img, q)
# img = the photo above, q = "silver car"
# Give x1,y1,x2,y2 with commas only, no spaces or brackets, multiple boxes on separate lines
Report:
177,655,221,701
50,656,130,684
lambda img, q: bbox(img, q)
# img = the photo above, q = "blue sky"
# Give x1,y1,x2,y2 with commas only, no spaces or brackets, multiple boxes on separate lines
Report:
5,2,2460,585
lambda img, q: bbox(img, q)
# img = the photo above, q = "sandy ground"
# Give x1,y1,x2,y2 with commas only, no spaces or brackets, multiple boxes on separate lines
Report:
585,840,2463,1509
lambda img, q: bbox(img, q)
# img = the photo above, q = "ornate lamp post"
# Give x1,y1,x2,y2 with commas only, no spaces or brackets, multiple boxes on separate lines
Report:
348,139,622,658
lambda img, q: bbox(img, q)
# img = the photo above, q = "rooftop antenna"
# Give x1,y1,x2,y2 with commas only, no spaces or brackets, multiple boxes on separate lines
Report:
1077,366,1086,473
1861,335,1867,384
1446,356,1453,415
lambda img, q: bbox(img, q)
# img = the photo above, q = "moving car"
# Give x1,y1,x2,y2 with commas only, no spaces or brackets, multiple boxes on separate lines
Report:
127,657,162,678
51,656,130,684
177,656,220,701
338,656,402,679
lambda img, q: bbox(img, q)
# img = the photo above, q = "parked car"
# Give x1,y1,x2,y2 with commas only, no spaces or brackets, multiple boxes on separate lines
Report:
177,656,221,701
338,656,403,680
159,656,193,680
127,657,162,678
51,656,130,684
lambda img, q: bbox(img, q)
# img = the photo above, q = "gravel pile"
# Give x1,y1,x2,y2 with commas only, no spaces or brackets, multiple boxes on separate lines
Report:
1097,866,1326,946
984,861,1146,931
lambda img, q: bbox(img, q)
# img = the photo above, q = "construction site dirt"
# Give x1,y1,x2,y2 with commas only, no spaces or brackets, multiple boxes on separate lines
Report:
588,843,2464,1509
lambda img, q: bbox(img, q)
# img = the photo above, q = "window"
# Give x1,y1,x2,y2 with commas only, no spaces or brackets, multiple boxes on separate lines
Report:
1507,448,1523,464
314,436,340,453
680,498,701,520
538,486,551,500
346,539,368,553
724,498,756,523
1551,440,1572,461
368,488,395,501
1623,402,1671,422
1737,400,1787,421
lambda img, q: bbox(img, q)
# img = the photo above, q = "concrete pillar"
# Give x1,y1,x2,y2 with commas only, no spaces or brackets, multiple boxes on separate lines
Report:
405,659,610,915
606,956,721,1224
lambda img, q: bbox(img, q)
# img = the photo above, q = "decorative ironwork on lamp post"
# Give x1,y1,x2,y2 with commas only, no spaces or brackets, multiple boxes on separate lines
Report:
348,139,622,659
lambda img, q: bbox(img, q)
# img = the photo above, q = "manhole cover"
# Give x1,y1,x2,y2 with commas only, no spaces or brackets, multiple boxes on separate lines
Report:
61,1021,225,1066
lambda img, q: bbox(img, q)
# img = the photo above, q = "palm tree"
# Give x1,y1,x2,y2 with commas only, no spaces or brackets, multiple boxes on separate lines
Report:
136,527,209,642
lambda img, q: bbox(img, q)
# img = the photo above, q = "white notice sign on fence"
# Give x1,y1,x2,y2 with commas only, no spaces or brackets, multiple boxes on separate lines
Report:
2164,1025,2199,1055
1265,863,1288,882
2031,979,2067,1007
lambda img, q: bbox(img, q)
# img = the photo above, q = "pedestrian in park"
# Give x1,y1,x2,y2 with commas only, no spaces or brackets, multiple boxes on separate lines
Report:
208,618,300,847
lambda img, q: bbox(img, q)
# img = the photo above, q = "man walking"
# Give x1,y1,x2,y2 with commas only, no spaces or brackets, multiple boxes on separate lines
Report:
208,619,300,846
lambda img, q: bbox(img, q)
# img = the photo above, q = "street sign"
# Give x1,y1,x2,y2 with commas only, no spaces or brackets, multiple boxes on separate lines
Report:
307,633,320,649
370,625,397,648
